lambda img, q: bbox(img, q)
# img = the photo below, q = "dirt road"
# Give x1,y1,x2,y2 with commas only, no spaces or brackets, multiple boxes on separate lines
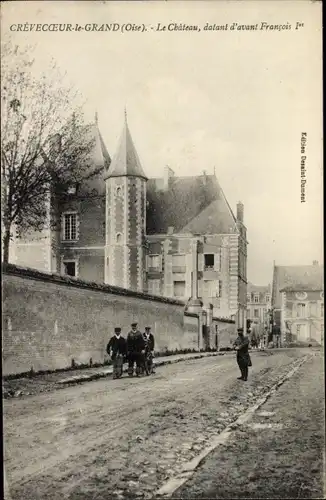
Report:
174,350,324,499
4,349,312,500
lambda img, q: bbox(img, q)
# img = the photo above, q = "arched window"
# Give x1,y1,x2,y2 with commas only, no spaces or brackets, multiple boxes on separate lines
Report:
116,233,122,244
116,186,122,196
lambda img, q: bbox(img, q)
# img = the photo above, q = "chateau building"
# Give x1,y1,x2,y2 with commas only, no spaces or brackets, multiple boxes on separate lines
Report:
11,112,248,325
272,261,324,345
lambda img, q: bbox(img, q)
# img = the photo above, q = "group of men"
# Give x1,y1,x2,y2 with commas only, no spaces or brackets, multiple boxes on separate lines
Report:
249,322,282,350
106,322,155,379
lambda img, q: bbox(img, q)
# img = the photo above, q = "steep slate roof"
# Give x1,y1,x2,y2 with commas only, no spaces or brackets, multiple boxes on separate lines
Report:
272,264,324,308
146,174,237,235
247,283,271,294
88,115,111,171
105,112,147,180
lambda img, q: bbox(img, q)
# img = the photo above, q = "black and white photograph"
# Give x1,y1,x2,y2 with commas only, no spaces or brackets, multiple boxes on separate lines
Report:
1,1,324,499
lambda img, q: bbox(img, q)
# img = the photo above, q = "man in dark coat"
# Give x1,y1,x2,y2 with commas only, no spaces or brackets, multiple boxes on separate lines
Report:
272,322,281,348
106,327,127,379
143,326,156,374
126,322,145,376
233,327,252,381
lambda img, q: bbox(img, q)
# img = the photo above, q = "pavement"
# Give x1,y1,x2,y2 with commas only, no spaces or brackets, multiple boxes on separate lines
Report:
3,351,235,399
3,347,322,500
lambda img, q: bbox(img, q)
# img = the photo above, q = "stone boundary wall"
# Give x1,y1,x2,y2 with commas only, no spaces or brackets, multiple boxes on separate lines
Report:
2,264,199,375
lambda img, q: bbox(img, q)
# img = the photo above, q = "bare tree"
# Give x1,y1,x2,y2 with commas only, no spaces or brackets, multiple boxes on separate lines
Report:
1,39,97,263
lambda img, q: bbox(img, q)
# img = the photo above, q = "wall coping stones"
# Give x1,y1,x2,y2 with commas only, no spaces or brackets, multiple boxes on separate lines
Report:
2,263,186,307
213,316,235,324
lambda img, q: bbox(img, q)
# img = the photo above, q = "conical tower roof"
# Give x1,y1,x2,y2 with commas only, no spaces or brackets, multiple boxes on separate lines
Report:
90,112,111,170
105,110,147,180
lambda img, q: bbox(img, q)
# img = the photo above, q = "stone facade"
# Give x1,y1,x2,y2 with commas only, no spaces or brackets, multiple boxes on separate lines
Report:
280,288,324,345
272,261,324,344
247,283,272,330
10,112,247,323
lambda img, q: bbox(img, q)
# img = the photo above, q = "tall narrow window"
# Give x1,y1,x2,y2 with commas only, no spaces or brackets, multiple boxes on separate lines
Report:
204,254,215,270
148,255,161,271
172,254,186,272
116,233,122,244
297,303,306,318
63,213,77,241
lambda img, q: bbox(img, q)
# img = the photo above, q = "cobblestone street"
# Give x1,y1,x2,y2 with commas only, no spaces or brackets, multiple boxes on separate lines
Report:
4,348,322,500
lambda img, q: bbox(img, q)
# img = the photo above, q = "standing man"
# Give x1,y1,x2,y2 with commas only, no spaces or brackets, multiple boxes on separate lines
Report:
143,326,156,375
233,327,252,381
106,327,127,379
126,322,145,377
272,322,281,348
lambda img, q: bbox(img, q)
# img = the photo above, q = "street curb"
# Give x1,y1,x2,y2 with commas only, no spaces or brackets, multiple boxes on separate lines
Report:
57,351,234,386
155,354,311,498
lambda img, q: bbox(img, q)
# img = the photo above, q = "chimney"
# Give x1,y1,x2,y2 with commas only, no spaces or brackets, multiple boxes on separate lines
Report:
312,260,319,266
163,166,175,190
202,170,207,185
236,201,244,223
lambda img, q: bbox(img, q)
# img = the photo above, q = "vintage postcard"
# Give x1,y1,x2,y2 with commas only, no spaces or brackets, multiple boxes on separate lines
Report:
2,1,323,499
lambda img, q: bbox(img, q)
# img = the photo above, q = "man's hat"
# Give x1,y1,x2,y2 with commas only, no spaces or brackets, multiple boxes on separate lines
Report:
131,322,137,327
145,326,151,331
114,327,121,333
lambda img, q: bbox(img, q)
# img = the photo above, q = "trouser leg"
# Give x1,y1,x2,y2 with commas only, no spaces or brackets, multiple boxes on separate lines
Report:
116,356,123,378
243,366,248,380
112,359,118,379
128,356,134,376
135,354,144,376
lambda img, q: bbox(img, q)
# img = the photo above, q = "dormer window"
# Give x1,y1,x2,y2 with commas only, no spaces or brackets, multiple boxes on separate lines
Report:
204,254,214,270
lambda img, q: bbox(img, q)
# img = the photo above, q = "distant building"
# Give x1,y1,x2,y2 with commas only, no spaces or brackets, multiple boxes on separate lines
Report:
10,112,248,326
247,283,271,331
272,261,324,345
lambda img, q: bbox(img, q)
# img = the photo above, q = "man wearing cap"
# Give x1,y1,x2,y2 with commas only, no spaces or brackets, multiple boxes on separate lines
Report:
106,327,127,379
233,327,252,381
143,326,156,375
126,322,146,377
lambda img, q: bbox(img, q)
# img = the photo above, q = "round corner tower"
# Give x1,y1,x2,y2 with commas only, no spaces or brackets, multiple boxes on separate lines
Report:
104,111,147,291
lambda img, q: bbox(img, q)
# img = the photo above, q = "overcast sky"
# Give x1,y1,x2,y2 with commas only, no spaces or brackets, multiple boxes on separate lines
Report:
2,1,323,285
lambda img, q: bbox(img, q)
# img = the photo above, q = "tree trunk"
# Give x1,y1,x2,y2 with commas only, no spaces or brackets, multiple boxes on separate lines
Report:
2,225,11,264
